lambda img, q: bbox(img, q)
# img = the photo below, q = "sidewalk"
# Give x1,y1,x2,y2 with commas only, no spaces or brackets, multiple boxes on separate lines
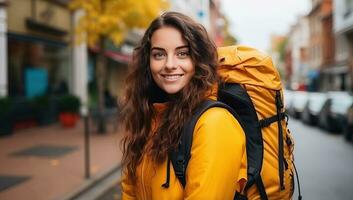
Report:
0,119,123,200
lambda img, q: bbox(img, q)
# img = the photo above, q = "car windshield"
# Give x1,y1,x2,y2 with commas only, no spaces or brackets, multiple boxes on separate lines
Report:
283,90,293,108
310,93,327,113
330,94,353,115
293,92,307,109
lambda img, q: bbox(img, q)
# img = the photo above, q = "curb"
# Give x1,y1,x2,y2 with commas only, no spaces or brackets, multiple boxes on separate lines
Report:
58,164,122,200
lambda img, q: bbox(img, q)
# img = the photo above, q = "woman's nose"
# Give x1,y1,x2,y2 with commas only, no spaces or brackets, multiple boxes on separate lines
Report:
165,55,177,70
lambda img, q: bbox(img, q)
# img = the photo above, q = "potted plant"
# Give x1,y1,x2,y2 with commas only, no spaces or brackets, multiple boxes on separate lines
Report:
0,97,13,136
58,94,81,127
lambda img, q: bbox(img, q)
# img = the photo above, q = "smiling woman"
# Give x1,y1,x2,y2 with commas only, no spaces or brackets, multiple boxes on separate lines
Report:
119,12,247,199
149,26,195,94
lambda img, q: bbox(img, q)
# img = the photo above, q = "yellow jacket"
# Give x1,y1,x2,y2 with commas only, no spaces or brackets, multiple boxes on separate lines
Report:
121,102,247,200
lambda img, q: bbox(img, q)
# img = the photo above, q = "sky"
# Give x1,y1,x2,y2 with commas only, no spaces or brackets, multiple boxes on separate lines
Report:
221,0,311,52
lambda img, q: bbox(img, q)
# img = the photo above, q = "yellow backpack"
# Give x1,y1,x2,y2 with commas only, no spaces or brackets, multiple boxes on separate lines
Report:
169,45,301,200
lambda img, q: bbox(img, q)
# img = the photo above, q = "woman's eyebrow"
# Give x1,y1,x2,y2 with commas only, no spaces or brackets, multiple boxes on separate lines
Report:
150,47,165,51
176,45,189,50
150,45,189,51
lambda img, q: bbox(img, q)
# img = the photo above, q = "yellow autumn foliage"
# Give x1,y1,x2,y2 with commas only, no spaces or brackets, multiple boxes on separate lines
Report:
70,0,169,47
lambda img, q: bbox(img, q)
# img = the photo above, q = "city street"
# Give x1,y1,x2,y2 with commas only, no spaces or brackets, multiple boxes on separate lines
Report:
290,118,353,200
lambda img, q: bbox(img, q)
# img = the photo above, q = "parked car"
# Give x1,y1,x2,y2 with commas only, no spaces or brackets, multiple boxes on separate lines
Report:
287,91,308,119
318,92,353,133
283,89,294,112
344,106,353,141
301,92,328,126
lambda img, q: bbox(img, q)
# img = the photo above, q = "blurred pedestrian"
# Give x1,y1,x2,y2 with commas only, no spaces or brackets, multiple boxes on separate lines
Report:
119,12,247,199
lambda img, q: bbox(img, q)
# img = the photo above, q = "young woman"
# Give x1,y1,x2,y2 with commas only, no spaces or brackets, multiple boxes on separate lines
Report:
120,12,247,199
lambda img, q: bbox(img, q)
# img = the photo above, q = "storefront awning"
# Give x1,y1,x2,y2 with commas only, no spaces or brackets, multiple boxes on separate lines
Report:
8,32,68,47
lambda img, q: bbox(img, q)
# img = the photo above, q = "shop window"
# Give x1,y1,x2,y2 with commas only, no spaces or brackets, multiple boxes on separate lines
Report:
8,35,71,97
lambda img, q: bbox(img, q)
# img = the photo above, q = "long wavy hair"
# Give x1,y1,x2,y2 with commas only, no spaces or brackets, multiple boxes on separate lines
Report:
120,12,218,183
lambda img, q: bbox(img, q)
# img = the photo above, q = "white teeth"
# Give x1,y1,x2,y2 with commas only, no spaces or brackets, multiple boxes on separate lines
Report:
163,74,183,80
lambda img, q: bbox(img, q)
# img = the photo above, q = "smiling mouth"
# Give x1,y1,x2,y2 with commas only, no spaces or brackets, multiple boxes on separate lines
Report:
161,74,184,81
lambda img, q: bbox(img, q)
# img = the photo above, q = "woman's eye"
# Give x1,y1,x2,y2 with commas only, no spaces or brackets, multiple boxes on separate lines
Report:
152,52,166,60
177,51,190,58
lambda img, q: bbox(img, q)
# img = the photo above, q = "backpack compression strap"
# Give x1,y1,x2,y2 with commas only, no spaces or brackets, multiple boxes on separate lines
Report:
258,113,286,128
169,99,240,188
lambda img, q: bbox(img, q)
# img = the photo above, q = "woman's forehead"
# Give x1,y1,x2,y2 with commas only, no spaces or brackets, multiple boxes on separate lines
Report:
150,26,188,49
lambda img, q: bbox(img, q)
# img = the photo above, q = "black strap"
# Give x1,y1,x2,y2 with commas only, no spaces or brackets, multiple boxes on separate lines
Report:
169,149,186,187
276,90,285,190
169,99,238,188
242,168,268,200
293,161,303,200
258,113,286,128
161,157,171,188
218,83,264,195
255,176,268,200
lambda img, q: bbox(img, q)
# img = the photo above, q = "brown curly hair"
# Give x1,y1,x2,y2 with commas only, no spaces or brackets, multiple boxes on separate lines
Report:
120,11,218,183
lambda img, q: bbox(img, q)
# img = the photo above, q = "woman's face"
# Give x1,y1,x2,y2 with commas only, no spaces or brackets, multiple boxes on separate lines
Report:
149,26,195,94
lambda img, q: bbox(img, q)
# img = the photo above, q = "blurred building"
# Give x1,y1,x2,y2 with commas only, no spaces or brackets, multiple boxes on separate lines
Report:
286,15,310,91
169,0,228,46
4,0,72,98
0,0,133,102
0,0,137,133
333,0,353,92
169,0,210,30
209,0,225,46
269,34,287,84
308,0,335,91
284,0,353,92
284,45,293,89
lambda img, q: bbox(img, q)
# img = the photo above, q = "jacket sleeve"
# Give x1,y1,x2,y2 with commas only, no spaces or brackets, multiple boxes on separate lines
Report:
184,107,247,200
121,169,137,200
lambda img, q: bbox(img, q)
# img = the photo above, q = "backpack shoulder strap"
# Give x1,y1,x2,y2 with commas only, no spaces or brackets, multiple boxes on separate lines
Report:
218,83,264,184
218,83,268,200
169,99,238,188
